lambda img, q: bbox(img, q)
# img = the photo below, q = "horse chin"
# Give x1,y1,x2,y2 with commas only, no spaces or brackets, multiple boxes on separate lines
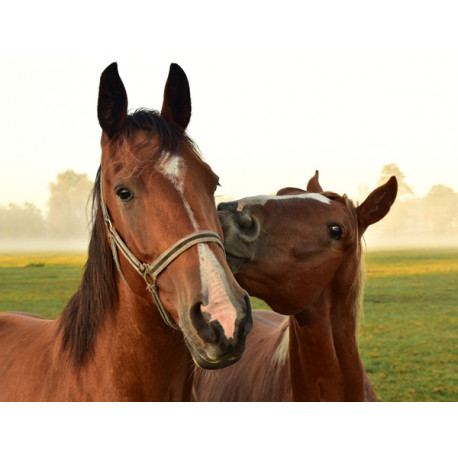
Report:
225,252,250,274
180,320,247,370
183,336,244,370
191,349,243,370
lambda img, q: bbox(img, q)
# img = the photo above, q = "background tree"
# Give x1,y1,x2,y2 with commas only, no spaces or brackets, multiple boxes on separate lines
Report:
0,202,46,238
376,163,414,197
423,184,458,234
47,170,93,238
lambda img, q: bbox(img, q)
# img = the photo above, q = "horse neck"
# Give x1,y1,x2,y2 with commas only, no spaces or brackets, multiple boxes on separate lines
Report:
288,251,367,401
96,275,194,401
57,180,194,400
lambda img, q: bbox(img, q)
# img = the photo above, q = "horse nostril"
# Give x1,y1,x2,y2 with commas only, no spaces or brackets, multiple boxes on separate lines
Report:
238,213,253,228
236,211,260,242
190,301,218,343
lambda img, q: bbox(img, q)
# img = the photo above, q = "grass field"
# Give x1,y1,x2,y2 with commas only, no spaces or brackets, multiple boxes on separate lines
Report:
0,248,456,402
360,249,458,402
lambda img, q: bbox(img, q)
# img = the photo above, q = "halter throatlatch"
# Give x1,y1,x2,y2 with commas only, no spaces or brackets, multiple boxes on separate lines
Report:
99,177,225,330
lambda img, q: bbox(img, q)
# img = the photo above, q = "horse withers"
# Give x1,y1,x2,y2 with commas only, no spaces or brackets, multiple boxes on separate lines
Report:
0,63,252,401
193,171,397,401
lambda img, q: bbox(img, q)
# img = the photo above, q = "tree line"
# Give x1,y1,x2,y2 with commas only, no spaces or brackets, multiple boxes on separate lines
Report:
1,165,457,244
0,170,93,240
362,163,458,245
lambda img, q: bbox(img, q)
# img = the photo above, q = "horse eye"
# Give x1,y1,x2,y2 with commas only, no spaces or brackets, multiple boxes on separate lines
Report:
328,224,343,240
116,188,133,202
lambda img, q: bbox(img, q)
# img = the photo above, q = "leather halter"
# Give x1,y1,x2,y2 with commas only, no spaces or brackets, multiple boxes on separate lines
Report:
99,176,225,330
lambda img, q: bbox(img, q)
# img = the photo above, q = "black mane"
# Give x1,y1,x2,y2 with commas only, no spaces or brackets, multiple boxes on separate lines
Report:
123,109,199,156
57,168,116,367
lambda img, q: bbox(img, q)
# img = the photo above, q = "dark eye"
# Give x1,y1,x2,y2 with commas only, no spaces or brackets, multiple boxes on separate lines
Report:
116,188,133,202
328,224,343,240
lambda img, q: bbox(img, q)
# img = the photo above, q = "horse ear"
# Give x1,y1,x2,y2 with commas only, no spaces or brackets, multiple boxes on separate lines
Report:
357,176,398,233
306,170,323,193
97,62,128,139
277,187,306,196
161,63,191,132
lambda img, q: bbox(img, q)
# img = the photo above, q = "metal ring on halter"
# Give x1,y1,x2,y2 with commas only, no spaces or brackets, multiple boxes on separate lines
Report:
99,174,225,330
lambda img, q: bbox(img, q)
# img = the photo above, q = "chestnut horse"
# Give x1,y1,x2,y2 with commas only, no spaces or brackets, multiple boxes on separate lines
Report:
193,172,397,401
0,62,252,401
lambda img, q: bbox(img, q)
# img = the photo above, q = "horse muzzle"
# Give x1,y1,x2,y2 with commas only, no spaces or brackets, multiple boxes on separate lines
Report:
182,293,253,369
217,201,263,273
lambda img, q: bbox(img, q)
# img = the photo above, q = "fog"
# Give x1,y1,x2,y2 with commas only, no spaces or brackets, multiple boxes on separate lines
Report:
0,169,92,253
1,167,457,253
0,238,88,253
364,233,458,251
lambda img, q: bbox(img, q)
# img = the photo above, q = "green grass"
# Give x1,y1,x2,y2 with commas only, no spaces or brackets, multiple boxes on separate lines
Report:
0,256,84,318
358,249,458,402
0,249,457,401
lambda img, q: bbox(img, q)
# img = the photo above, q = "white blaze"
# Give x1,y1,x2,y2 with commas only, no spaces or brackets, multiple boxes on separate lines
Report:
158,152,198,229
240,193,332,208
198,244,236,338
158,152,236,338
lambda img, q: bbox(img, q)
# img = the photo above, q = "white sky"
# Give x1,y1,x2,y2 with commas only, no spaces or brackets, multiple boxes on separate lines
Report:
1,2,458,212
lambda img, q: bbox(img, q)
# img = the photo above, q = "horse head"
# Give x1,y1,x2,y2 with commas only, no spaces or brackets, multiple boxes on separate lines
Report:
97,63,252,369
218,171,397,315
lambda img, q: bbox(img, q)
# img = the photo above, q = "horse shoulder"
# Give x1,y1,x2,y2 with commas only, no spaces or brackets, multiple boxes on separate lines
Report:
0,312,54,347
0,313,62,400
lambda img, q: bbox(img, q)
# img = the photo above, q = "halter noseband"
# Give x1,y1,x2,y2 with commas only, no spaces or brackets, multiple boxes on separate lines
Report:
99,176,225,330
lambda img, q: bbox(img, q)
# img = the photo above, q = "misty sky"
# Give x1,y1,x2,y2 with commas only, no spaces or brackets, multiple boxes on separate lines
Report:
1,3,458,213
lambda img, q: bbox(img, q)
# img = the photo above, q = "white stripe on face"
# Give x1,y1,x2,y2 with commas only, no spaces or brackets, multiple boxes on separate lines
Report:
158,152,199,230
236,192,331,211
198,244,237,339
158,151,236,338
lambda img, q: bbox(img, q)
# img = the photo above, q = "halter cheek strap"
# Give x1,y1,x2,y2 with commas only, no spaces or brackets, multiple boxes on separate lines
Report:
99,176,225,330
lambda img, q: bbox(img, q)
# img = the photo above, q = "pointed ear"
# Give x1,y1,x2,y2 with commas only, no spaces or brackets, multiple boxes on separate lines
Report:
357,176,398,233
97,63,128,139
161,63,191,132
306,170,323,193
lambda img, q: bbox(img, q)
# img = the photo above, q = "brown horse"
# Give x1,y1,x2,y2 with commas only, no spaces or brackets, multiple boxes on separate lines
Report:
0,62,252,401
193,171,397,401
